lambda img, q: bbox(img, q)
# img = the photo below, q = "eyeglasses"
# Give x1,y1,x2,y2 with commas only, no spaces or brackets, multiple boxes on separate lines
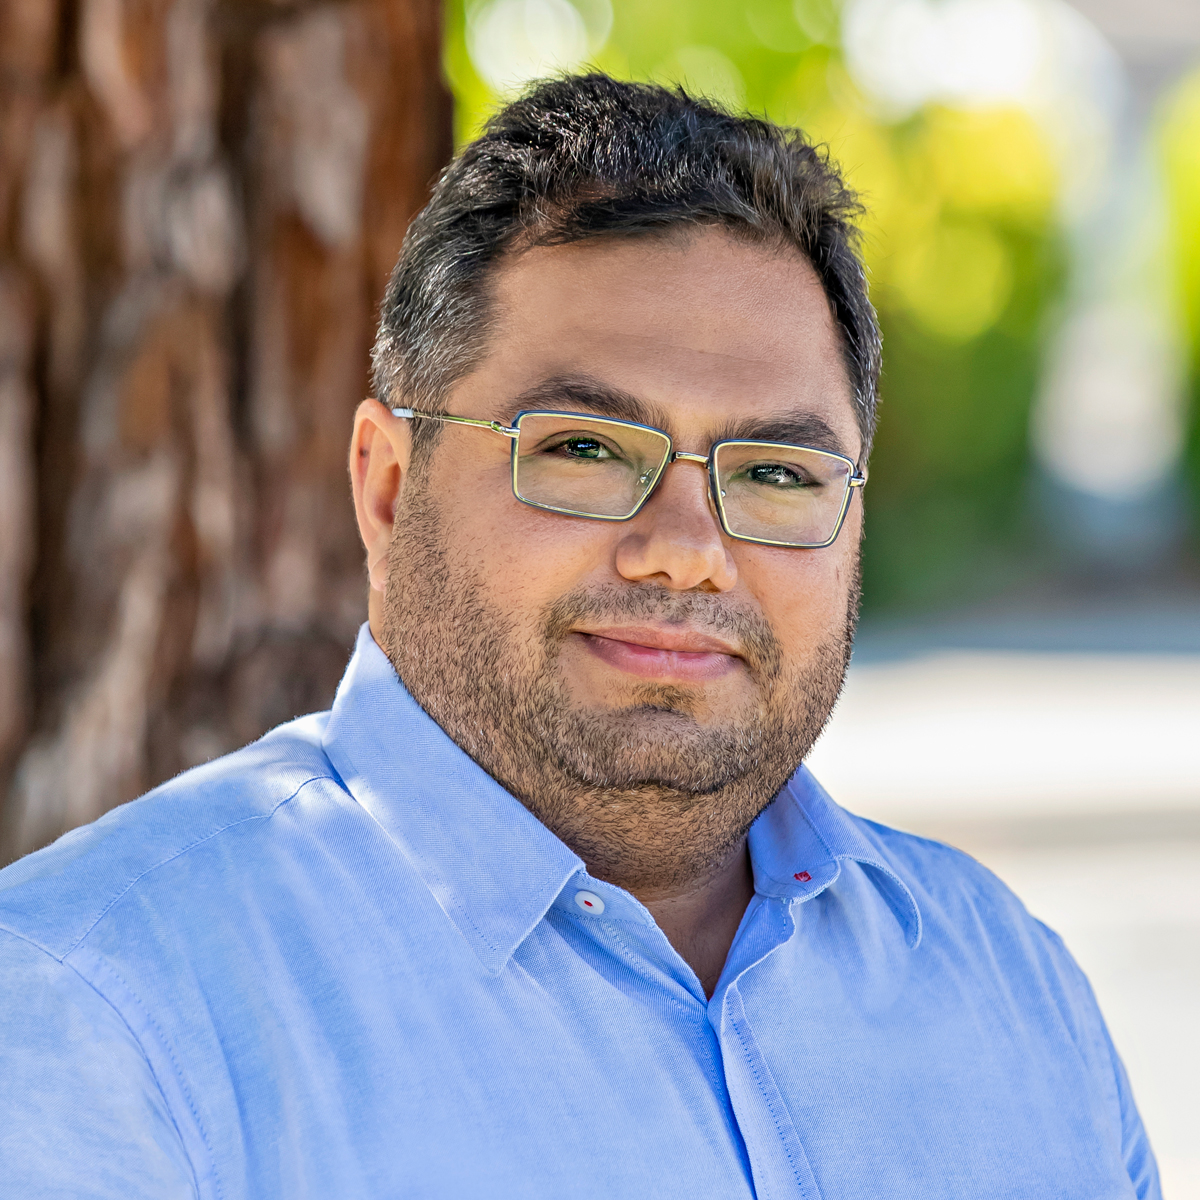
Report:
390,406,866,549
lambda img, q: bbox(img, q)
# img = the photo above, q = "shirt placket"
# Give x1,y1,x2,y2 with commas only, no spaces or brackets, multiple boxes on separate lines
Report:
712,896,824,1200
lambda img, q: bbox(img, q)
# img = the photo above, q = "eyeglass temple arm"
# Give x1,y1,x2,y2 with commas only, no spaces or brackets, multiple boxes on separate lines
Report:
390,406,519,440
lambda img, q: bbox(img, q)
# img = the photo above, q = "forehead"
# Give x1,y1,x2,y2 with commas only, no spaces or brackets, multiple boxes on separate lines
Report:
470,226,859,453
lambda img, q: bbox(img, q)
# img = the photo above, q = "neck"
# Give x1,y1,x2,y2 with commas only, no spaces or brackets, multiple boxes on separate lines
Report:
514,775,767,997
607,838,756,999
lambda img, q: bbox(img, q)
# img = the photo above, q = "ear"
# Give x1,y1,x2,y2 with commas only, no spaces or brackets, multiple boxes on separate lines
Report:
349,398,413,595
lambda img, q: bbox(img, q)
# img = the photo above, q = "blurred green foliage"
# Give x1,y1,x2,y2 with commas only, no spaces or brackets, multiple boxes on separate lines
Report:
1159,66,1200,535
442,0,1077,611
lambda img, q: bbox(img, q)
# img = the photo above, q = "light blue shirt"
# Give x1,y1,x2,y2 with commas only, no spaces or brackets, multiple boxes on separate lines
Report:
0,625,1159,1198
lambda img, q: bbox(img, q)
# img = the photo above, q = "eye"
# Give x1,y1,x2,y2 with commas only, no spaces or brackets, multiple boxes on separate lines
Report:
546,435,620,461
745,462,817,488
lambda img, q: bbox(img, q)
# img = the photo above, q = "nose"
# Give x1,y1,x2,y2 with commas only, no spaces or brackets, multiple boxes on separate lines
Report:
613,458,737,592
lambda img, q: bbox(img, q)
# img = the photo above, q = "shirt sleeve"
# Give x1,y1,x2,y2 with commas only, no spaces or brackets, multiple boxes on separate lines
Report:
1034,919,1162,1200
0,928,198,1199
1102,1016,1162,1200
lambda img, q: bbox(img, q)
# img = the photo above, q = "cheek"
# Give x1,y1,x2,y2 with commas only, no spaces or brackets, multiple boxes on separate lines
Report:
438,486,618,629
738,529,859,654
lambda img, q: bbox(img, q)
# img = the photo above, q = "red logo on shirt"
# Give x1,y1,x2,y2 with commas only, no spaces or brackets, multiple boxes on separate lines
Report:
794,871,812,882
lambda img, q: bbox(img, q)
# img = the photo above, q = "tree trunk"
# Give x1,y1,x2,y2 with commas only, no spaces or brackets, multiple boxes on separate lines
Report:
0,0,451,858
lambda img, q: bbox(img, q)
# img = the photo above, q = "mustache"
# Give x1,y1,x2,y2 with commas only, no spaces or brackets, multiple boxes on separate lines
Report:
541,584,783,682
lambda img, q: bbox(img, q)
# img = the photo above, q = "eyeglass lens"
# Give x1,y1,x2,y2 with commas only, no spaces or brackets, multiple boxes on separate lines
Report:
512,412,852,545
514,413,671,519
713,441,852,546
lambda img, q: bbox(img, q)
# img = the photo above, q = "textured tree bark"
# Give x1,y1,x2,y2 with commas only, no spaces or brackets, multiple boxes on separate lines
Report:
0,0,451,857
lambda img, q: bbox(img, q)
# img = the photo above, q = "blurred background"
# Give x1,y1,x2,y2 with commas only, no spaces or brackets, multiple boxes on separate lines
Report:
1,0,1197,1189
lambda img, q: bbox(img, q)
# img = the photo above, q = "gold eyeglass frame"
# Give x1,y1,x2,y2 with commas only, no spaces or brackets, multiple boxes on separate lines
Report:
389,405,866,549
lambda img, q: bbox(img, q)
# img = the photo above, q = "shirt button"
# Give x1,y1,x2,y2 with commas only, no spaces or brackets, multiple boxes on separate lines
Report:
574,890,605,915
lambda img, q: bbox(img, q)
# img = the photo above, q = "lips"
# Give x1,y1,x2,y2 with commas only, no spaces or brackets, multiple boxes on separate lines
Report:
573,625,742,683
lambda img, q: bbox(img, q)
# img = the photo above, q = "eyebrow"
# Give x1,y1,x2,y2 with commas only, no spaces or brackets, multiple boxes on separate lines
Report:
719,413,851,458
510,374,853,459
510,375,670,429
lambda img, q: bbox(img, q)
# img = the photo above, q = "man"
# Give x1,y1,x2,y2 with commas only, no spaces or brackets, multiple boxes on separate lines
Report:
0,76,1157,1198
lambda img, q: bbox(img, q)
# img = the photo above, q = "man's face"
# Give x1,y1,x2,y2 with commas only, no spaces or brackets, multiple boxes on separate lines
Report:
369,227,863,891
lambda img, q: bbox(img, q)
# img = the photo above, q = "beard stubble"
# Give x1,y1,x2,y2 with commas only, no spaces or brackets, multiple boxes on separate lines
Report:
378,486,859,894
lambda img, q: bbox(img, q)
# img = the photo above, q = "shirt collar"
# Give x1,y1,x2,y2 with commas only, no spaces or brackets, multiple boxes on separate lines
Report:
748,767,923,949
323,625,921,973
322,626,586,975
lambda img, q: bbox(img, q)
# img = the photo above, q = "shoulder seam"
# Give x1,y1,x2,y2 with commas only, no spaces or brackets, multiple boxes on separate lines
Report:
0,921,67,961
0,927,203,1197
57,773,337,958
62,954,206,1198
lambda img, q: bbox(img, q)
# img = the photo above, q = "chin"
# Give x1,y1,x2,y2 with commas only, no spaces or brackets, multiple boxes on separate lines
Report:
548,709,764,796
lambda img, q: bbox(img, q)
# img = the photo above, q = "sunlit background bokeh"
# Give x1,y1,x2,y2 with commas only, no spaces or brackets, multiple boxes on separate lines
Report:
443,0,1200,1189
446,0,1200,609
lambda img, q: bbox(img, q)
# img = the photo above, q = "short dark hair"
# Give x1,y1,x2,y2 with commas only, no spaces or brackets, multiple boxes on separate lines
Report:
372,73,881,459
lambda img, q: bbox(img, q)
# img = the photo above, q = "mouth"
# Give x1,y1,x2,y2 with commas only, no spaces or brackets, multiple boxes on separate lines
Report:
571,624,743,683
